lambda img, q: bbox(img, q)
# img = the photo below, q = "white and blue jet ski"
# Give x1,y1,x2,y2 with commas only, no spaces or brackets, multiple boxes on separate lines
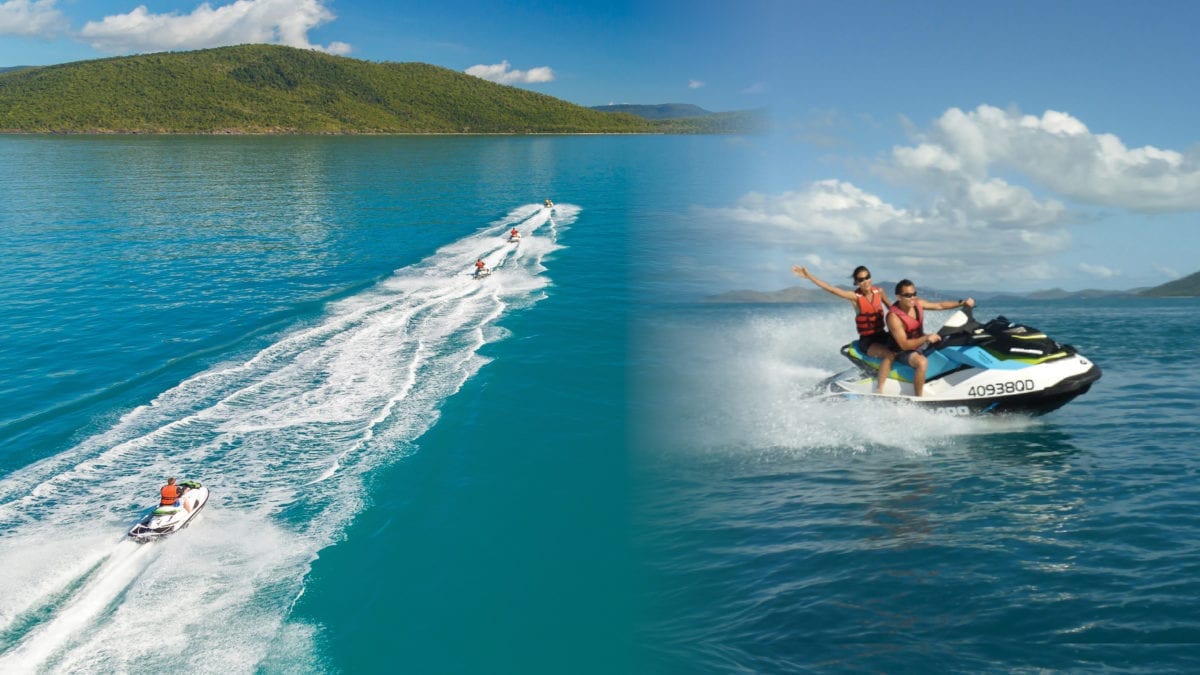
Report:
816,307,1101,415
128,481,209,541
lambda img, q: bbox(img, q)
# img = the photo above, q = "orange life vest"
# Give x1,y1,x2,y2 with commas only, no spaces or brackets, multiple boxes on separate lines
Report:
854,288,885,336
160,484,181,506
889,302,925,340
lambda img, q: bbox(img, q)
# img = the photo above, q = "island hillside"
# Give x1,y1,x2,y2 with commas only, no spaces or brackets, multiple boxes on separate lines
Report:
1138,269,1200,297
0,44,664,134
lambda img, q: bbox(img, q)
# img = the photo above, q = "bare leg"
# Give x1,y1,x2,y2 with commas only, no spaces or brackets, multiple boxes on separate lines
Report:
868,343,895,394
910,353,928,397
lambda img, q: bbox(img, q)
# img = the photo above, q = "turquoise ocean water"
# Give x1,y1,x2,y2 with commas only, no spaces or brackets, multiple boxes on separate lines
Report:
2,135,1198,672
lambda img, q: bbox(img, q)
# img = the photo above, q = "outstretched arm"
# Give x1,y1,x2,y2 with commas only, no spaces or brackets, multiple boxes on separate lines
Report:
792,266,857,302
920,297,975,311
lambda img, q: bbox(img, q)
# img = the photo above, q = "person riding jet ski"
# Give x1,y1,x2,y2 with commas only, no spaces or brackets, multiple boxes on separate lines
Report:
129,478,210,540
160,476,192,513
794,264,897,393
887,279,974,397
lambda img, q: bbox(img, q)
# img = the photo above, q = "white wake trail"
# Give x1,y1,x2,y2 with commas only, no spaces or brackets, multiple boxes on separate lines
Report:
0,203,577,671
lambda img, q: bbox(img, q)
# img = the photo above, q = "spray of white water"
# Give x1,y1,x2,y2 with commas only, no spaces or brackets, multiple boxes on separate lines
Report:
638,305,1039,461
0,203,577,671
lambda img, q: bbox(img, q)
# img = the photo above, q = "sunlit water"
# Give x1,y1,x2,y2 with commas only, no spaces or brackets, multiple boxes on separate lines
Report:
634,299,1200,671
2,135,1197,672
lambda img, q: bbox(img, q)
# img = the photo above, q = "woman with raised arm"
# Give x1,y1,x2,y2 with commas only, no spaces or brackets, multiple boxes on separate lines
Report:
793,265,896,393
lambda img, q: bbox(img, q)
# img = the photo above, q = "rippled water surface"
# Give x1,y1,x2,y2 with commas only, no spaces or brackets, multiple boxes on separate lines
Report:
2,134,1196,672
634,299,1200,671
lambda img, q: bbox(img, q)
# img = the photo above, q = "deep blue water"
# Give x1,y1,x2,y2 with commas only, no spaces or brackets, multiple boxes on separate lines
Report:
2,135,1198,673
633,298,1200,672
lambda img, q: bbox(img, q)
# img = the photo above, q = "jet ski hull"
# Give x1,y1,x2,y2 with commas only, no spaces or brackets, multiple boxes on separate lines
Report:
128,485,210,542
818,360,1101,416
816,309,1102,416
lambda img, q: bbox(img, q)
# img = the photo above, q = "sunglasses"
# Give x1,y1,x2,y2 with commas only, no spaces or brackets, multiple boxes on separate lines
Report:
854,275,870,282
898,292,918,298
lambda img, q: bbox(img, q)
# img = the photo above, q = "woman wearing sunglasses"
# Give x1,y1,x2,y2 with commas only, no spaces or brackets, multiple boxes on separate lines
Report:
793,264,896,393
887,279,974,397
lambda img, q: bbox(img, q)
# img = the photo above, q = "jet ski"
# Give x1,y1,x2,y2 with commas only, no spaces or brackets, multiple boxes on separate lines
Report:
473,268,491,280
815,307,1101,415
128,481,209,541
543,199,554,209
508,232,521,242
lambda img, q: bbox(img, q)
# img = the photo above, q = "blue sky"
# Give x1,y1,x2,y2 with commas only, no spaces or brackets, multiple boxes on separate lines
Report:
2,0,1198,291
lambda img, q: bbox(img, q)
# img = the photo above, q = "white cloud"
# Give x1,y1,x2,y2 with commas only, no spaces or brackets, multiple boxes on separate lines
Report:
713,179,1071,287
464,60,554,84
1078,262,1118,278
688,79,704,89
78,0,350,55
0,0,67,38
1153,263,1180,279
709,105,1200,291
905,104,1200,212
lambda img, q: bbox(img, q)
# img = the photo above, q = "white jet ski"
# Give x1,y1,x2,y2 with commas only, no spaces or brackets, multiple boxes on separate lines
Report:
508,232,521,243
815,307,1101,416
128,481,210,541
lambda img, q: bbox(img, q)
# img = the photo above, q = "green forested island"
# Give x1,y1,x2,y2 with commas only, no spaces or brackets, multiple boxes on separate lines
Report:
0,44,757,135
1138,269,1200,297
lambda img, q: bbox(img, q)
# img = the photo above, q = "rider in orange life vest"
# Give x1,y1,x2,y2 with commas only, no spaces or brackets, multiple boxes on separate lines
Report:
160,476,192,513
793,264,896,393
886,279,975,397
474,258,487,276
510,228,520,238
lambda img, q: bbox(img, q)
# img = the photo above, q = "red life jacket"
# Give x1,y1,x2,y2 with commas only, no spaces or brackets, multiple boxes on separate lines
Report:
889,302,925,340
854,287,885,336
161,484,182,506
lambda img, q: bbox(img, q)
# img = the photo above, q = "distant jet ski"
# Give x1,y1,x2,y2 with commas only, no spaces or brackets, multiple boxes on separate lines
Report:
473,268,492,279
814,307,1101,416
543,199,554,209
508,229,521,242
128,481,209,541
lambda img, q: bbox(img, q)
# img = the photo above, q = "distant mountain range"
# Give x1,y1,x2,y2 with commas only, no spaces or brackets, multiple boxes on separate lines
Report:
591,103,768,134
706,271,1200,303
0,45,761,134
590,103,714,119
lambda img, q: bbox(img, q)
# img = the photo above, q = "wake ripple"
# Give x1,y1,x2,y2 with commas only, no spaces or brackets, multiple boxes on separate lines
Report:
0,203,577,671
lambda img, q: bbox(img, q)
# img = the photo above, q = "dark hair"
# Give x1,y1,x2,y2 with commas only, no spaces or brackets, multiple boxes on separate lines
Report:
895,279,914,295
851,265,870,280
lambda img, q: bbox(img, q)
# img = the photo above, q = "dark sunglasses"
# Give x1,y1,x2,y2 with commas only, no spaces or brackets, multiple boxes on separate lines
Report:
854,275,870,282
898,291,918,298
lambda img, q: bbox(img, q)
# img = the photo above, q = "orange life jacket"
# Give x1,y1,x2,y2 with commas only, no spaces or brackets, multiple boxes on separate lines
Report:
160,484,181,506
476,260,485,269
854,288,885,336
889,302,925,340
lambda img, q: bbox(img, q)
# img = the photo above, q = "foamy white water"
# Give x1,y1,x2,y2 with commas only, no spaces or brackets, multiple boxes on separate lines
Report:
638,304,1040,461
0,203,576,671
